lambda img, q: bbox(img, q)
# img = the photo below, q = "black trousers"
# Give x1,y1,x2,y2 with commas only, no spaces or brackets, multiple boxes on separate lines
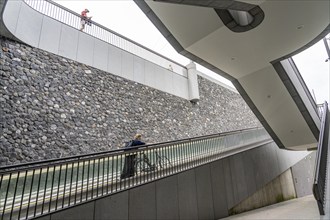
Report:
121,154,136,179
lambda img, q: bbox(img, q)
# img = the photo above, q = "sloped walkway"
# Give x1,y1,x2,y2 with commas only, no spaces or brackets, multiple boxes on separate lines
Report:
222,143,330,220
221,194,329,220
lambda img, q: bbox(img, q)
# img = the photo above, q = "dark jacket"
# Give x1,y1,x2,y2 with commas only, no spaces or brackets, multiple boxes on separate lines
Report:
131,140,145,146
123,139,145,151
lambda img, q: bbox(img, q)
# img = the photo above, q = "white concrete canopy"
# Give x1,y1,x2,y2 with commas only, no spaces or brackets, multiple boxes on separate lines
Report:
134,0,330,150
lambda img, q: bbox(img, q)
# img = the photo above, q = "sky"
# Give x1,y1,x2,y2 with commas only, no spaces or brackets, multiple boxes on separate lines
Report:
292,38,329,104
54,0,329,104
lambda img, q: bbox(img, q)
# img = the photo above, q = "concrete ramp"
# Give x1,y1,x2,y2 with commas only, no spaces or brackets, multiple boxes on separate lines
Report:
26,134,313,220
0,122,318,219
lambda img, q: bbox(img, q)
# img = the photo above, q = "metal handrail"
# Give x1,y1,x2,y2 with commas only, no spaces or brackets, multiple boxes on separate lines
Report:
287,58,319,116
0,127,260,172
317,104,325,118
22,0,187,76
313,101,329,215
0,128,270,220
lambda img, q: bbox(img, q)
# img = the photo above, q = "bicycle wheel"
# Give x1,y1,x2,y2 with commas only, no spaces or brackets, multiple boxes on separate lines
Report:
135,159,146,174
159,156,172,168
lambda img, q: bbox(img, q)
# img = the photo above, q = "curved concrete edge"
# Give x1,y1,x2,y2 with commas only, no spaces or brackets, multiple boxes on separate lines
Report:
0,0,199,101
133,0,236,82
133,0,324,150
0,0,21,41
272,24,330,63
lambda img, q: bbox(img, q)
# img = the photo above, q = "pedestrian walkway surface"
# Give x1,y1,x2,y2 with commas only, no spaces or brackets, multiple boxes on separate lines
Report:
222,146,330,220
221,195,329,220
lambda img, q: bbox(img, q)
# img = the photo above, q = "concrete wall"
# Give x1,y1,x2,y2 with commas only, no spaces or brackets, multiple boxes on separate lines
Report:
2,0,189,99
291,152,316,197
36,142,311,220
230,169,296,215
231,151,315,214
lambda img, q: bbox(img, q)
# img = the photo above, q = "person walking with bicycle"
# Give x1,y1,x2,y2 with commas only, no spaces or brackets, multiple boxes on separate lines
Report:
120,134,145,179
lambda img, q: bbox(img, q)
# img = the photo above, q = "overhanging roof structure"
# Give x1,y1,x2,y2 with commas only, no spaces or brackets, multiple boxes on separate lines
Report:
134,0,330,150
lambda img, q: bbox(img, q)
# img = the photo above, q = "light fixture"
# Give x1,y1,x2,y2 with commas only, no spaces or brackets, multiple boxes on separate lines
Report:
297,25,304,30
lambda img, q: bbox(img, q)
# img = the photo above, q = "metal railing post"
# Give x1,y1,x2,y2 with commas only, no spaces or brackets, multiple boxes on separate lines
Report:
22,0,188,77
0,127,269,219
313,101,329,215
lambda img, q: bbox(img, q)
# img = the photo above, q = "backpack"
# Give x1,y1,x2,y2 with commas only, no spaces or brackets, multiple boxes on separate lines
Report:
123,140,134,152
125,140,134,148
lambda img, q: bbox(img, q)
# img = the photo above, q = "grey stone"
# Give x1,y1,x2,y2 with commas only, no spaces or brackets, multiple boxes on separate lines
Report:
2,65,11,71
13,58,21,62
50,124,57,130
0,36,260,166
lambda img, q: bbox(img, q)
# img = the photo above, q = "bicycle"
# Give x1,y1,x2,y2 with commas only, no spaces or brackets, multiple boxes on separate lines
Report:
134,151,172,174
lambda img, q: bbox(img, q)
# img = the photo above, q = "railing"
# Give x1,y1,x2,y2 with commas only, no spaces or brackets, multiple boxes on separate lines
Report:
287,58,319,117
22,0,187,76
313,101,329,215
0,127,270,220
317,104,326,118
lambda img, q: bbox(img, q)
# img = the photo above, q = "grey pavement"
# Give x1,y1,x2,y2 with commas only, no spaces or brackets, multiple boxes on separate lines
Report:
221,151,330,220
220,195,324,220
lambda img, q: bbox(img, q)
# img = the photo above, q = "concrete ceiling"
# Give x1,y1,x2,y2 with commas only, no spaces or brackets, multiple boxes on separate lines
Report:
144,0,329,79
135,0,330,150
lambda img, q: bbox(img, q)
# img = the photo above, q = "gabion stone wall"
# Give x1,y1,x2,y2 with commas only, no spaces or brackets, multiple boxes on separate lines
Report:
0,37,260,166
